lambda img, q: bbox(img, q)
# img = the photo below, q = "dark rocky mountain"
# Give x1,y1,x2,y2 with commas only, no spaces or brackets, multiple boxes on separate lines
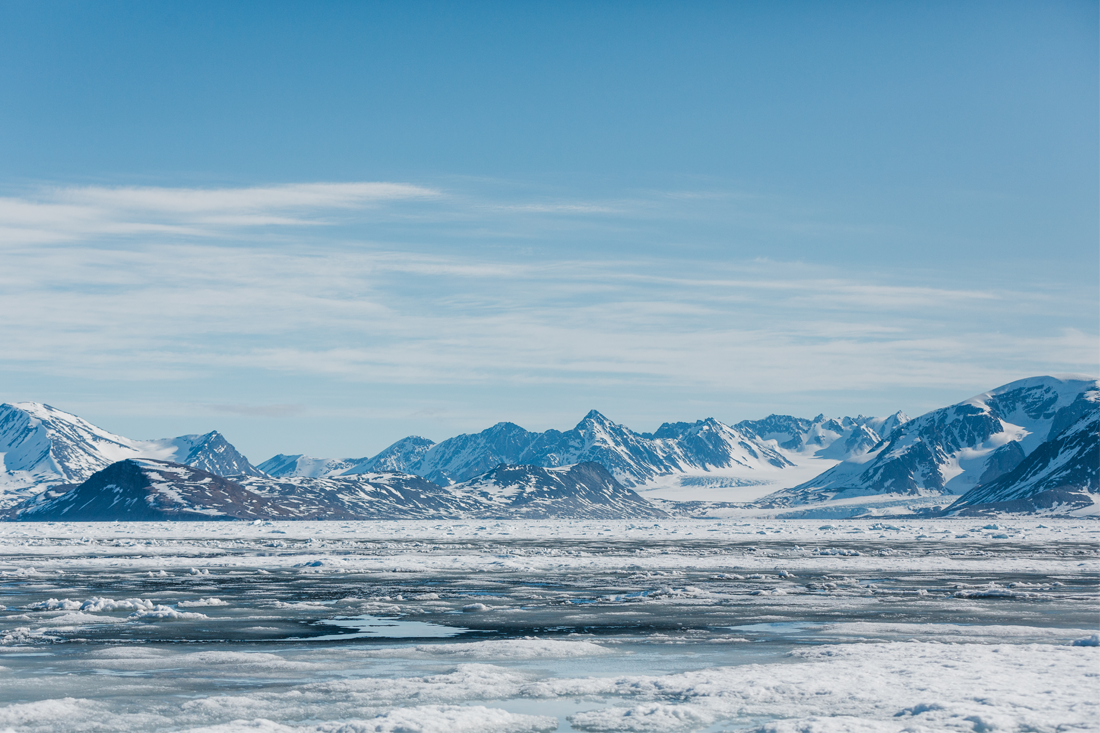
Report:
945,391,1099,515
10,459,288,521
235,471,483,520
763,376,1098,507
450,462,668,519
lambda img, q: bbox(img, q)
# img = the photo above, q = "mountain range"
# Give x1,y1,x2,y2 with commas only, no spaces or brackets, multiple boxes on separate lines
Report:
259,408,912,487
1,373,1096,519
12,459,666,521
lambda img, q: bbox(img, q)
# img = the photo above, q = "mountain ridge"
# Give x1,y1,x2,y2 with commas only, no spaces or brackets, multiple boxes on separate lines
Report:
4,374,1095,517
261,409,901,489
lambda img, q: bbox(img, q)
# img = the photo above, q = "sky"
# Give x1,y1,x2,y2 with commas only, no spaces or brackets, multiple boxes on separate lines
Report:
0,0,1097,462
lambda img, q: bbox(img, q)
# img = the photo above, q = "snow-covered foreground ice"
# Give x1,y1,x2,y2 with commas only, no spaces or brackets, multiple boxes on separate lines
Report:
0,520,1096,732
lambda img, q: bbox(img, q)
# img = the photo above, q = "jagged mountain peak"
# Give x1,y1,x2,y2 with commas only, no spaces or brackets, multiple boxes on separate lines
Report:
485,420,527,433
171,431,266,478
577,409,615,428
265,409,800,487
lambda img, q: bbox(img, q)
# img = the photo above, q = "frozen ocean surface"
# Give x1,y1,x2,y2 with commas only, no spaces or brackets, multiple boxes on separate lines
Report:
0,519,1096,732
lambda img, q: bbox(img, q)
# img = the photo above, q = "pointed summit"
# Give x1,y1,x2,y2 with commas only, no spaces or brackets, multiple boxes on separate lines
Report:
171,431,266,478
577,409,613,427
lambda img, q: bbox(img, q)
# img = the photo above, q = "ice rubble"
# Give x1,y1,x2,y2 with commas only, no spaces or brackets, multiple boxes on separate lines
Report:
0,643,1091,732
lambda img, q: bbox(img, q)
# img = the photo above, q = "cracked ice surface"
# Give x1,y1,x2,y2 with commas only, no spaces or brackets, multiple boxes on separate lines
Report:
0,519,1095,732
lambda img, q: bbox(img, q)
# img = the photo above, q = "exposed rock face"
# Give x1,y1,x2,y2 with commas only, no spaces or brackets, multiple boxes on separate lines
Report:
235,472,483,520
946,392,1099,515
170,431,267,478
11,459,287,521
450,462,668,519
976,442,1026,485
344,436,435,474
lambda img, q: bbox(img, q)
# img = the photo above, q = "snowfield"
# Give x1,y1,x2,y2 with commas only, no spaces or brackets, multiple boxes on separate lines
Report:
0,519,1095,732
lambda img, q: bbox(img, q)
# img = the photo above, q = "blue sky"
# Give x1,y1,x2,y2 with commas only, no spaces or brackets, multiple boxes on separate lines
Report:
0,1,1096,461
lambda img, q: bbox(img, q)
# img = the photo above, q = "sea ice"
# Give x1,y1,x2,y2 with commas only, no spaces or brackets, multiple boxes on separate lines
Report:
0,519,1094,732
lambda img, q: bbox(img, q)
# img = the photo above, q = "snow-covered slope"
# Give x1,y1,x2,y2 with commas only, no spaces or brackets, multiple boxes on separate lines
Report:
257,454,358,478
345,435,435,474
395,423,537,484
0,402,263,507
449,462,668,519
11,459,286,522
764,375,1099,507
945,388,1099,516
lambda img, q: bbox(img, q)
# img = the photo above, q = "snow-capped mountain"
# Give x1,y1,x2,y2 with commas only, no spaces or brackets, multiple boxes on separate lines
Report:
945,388,1099,515
257,454,359,478
449,462,667,519
263,410,793,487
367,424,534,484
764,375,1099,506
12,459,286,522
736,412,910,460
345,435,435,474
0,402,263,507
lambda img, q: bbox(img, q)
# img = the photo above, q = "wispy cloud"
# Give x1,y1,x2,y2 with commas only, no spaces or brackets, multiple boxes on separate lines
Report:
0,238,1091,394
0,181,440,244
0,180,1094,427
